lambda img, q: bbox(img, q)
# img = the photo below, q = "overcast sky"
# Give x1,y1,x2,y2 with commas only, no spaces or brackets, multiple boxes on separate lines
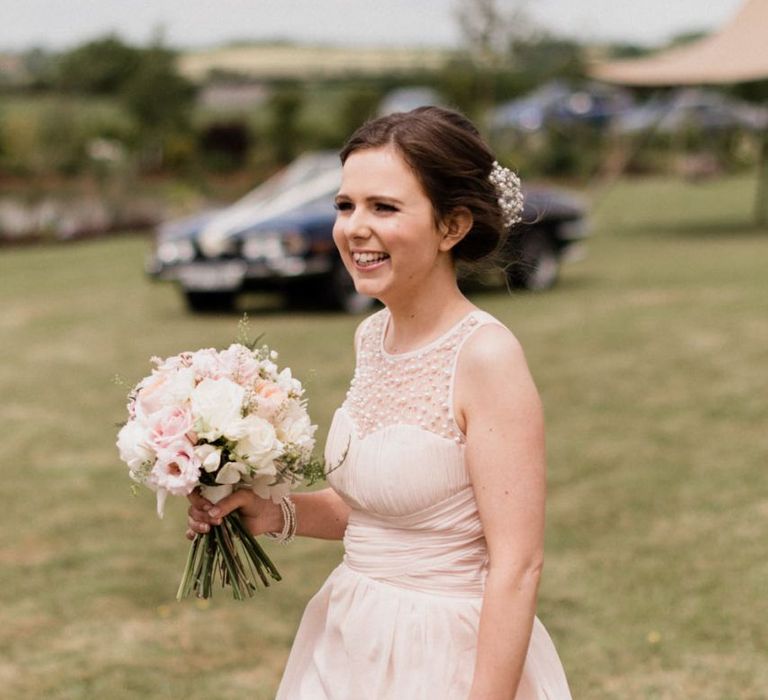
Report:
0,0,745,51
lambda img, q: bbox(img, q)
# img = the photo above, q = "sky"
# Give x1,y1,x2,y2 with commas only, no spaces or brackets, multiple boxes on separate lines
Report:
0,0,745,51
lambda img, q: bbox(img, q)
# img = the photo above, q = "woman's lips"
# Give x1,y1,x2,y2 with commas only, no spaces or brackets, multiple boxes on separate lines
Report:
351,251,390,270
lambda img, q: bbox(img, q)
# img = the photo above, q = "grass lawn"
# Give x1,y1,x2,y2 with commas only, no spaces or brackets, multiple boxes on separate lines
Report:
1,174,766,699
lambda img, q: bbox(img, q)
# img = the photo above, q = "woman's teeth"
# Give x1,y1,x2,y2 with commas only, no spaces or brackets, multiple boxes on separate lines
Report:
353,252,389,266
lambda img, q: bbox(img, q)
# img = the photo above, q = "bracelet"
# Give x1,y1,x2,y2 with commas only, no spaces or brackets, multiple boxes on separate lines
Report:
264,496,296,544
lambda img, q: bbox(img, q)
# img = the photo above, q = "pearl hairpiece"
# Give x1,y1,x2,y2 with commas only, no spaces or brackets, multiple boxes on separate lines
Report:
489,161,524,229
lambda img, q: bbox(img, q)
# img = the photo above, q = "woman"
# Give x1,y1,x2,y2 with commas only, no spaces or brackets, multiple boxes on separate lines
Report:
187,106,572,699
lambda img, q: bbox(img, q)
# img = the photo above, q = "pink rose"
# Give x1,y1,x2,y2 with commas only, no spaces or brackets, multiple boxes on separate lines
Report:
152,352,193,371
219,344,261,385
253,380,287,418
135,368,195,418
149,439,201,497
147,404,195,450
190,348,226,380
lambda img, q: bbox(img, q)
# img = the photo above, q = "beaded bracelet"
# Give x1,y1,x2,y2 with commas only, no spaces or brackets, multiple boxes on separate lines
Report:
264,496,296,544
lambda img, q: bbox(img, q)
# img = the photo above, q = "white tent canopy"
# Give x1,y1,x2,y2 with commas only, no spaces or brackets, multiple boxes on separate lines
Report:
591,0,768,86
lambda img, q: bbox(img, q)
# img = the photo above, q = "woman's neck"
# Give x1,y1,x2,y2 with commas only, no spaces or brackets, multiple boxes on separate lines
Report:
382,281,475,355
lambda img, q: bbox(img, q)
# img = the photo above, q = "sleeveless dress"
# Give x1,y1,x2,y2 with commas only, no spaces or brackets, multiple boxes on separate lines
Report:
276,308,572,699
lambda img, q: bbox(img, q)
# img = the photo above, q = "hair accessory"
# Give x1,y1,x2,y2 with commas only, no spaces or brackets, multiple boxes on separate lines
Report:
264,496,296,544
489,161,524,229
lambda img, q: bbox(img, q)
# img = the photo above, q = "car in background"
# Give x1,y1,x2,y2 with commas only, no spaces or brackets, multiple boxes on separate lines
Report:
490,81,634,133
614,88,768,135
147,152,589,313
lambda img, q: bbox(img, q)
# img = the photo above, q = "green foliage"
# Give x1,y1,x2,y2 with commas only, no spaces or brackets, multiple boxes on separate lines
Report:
20,47,58,89
338,85,383,138
437,57,489,118
728,78,768,105
57,35,142,95
0,95,133,175
512,36,587,85
494,123,607,180
265,86,304,164
121,44,195,136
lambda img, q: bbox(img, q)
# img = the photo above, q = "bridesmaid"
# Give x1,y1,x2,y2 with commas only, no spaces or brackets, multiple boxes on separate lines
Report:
187,106,571,699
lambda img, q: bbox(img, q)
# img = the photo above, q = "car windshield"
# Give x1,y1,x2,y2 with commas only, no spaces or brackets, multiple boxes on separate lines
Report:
236,152,340,209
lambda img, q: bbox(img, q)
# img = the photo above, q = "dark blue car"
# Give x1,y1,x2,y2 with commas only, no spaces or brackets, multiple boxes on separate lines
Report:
147,153,589,313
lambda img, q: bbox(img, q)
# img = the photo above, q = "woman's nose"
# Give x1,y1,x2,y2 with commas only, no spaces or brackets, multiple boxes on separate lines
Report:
346,208,372,239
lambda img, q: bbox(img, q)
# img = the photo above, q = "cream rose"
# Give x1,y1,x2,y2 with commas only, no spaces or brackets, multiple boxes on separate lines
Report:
277,404,317,454
231,414,282,471
117,420,154,473
190,377,245,441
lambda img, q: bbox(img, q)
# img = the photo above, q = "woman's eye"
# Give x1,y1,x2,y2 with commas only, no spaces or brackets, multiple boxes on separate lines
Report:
375,203,397,213
334,201,352,212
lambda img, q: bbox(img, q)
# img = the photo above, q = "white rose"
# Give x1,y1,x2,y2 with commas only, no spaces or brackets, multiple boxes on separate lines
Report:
276,404,316,452
276,367,302,395
215,460,249,485
260,359,278,379
117,420,155,473
195,444,222,473
232,414,282,471
190,348,224,379
190,377,245,441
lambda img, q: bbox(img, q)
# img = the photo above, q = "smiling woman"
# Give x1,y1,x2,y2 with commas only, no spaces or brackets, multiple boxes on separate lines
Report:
332,146,454,307
186,106,572,699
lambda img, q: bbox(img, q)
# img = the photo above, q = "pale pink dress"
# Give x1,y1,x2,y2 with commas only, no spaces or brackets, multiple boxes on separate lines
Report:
277,309,571,699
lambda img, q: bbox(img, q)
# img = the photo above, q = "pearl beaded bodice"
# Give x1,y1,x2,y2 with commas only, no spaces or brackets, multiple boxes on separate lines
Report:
343,309,492,443
325,307,501,517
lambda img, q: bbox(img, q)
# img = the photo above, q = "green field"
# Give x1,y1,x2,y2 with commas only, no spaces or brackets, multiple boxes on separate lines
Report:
1,174,766,699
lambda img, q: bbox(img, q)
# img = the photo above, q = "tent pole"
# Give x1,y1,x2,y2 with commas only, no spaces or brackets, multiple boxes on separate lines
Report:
756,129,768,226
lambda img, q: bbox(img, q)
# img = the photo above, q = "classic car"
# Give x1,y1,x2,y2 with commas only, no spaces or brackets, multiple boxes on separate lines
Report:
147,152,588,313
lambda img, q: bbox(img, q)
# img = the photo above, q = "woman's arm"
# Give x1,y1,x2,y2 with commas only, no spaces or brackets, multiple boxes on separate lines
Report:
455,325,546,699
186,486,351,541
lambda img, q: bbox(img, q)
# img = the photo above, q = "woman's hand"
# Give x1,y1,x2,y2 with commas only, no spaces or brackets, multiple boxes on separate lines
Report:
185,488,283,540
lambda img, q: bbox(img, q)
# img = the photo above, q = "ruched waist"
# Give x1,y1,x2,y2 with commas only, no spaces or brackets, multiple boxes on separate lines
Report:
342,487,488,597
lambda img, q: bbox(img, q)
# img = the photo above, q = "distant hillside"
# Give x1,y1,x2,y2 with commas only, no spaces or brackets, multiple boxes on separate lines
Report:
178,43,453,82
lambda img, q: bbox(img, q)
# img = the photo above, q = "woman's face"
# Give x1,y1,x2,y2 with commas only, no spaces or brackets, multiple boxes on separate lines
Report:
333,145,448,304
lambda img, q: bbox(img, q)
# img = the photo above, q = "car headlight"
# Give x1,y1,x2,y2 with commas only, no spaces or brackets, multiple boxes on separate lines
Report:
156,239,195,264
242,233,283,260
282,231,309,256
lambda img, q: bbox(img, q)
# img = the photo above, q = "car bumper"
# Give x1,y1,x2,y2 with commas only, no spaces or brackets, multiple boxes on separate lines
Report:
149,255,335,291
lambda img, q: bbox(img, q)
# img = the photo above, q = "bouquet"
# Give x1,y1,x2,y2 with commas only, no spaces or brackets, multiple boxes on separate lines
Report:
116,334,322,600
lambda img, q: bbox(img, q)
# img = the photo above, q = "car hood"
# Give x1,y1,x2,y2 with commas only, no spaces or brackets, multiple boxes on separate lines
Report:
523,186,586,221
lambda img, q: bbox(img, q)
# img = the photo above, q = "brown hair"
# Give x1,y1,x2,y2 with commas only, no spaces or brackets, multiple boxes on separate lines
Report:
339,106,506,263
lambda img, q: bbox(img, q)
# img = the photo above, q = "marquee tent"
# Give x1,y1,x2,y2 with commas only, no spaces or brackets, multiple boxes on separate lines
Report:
590,0,768,222
591,0,768,86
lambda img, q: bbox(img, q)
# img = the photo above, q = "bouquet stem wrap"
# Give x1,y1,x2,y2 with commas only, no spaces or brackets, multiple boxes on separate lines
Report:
176,485,281,601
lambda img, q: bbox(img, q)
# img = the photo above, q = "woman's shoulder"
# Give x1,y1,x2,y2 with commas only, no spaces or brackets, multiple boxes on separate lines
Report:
454,310,540,434
459,310,529,383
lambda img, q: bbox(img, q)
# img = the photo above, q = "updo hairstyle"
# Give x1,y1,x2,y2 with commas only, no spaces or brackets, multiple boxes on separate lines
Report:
339,106,507,264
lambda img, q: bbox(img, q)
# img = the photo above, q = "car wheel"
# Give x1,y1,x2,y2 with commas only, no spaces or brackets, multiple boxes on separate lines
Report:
183,290,236,313
328,261,376,314
508,230,560,291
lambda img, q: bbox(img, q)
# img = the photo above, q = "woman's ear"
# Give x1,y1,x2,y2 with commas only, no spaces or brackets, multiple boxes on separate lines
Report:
438,207,473,252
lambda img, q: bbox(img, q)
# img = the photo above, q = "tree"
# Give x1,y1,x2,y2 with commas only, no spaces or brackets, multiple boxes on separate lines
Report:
121,44,195,136
456,0,534,70
454,0,535,123
339,85,382,137
265,87,303,164
57,35,142,94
